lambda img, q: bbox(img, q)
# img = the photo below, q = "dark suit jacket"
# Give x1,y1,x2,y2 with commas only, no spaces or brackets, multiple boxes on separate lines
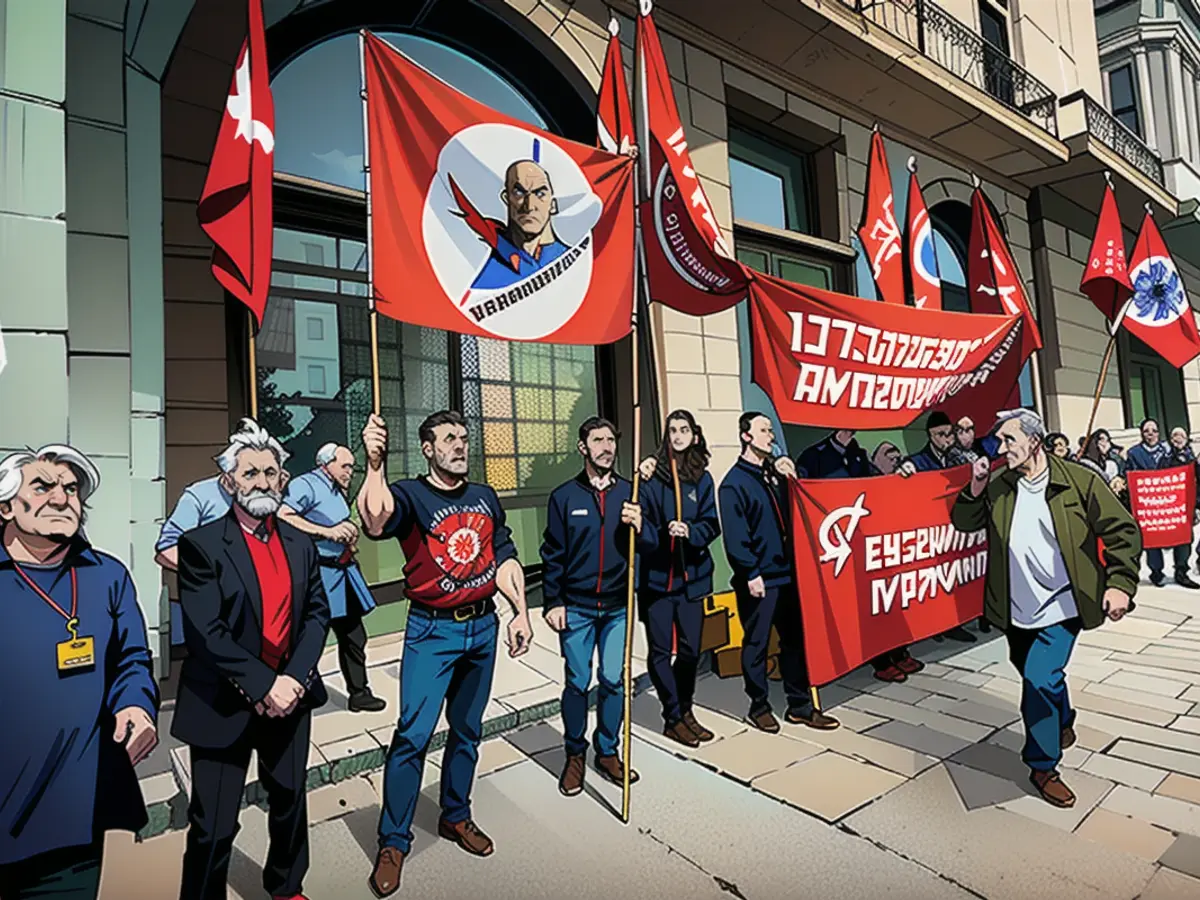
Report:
171,512,331,750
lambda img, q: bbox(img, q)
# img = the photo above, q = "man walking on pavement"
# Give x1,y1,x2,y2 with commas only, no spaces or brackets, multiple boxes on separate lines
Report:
1126,419,1199,589
951,408,1140,808
0,445,159,900
174,419,331,900
718,412,839,734
541,416,654,793
357,410,533,898
281,443,386,712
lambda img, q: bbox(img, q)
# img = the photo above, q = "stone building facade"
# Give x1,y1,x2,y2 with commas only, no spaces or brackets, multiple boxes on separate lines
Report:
0,0,1194,675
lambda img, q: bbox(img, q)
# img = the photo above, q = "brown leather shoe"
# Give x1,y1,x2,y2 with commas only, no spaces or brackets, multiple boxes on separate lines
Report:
1061,725,1076,750
873,664,907,683
896,654,924,675
1030,770,1076,808
785,708,841,730
682,711,715,742
368,847,405,898
559,754,585,797
437,818,494,857
663,720,701,748
595,754,639,786
745,710,780,733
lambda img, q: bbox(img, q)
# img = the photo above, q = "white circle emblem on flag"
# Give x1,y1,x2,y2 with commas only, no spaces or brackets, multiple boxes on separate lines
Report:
422,123,602,340
912,214,940,289
1129,255,1187,328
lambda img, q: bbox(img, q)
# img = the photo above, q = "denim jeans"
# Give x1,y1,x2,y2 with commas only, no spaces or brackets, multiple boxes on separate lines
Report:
733,582,811,718
1147,545,1190,579
377,609,497,854
559,605,626,758
1006,618,1081,772
643,591,703,725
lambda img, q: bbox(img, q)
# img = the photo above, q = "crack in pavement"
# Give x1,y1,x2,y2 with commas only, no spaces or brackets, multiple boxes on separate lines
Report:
835,822,988,900
637,826,750,900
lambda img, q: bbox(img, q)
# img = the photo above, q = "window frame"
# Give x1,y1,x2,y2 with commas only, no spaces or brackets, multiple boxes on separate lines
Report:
727,123,820,237
1108,63,1143,138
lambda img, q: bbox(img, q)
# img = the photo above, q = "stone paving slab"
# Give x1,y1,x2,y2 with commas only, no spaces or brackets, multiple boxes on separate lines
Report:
751,750,906,821
1074,807,1177,861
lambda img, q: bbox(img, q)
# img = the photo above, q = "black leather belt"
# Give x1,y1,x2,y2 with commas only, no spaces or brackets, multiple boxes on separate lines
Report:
318,557,351,569
409,598,496,622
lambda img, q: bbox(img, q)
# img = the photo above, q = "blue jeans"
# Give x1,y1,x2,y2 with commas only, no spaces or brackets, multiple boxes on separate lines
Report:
559,605,626,758
1006,618,1081,772
377,609,497,854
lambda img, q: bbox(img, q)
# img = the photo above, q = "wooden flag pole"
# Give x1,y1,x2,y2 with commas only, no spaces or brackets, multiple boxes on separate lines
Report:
359,31,382,416
620,256,642,824
1084,294,1135,449
248,309,259,420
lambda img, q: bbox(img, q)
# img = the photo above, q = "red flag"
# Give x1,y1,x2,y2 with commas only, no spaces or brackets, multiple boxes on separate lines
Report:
857,130,904,305
790,470,985,685
198,0,274,326
1080,180,1132,321
903,163,941,310
1128,464,1197,549
967,186,1042,353
1123,209,1200,368
597,18,634,155
635,1,747,316
361,32,635,344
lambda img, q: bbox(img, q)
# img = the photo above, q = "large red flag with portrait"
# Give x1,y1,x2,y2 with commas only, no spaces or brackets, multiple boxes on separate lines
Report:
362,31,635,344
198,0,274,326
1123,210,1200,368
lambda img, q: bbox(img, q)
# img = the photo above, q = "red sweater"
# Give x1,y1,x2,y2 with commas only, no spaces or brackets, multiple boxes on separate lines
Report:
241,519,293,669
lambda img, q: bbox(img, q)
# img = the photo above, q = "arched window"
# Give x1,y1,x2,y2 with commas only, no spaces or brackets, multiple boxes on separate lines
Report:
260,17,610,593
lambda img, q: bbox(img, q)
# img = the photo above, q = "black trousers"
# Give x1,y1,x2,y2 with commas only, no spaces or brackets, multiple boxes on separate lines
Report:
179,712,312,900
734,582,811,717
331,609,370,696
870,646,909,672
1147,545,1190,579
0,841,103,900
643,590,704,725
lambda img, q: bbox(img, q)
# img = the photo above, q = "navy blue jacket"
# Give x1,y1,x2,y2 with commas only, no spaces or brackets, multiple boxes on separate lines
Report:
541,472,659,610
1125,442,1171,471
638,470,720,600
796,434,878,479
718,458,792,589
1,538,159,865
904,442,970,472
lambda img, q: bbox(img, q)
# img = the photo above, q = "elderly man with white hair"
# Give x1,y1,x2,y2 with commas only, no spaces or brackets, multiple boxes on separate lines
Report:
951,407,1141,810
0,444,159,899
172,418,330,900
280,442,383,712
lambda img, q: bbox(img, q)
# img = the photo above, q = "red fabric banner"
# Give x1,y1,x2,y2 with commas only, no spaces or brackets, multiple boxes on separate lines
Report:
747,269,1035,429
790,469,986,686
596,18,634,154
1128,464,1197,549
634,4,748,316
1080,182,1132,321
904,168,941,310
198,0,274,326
1124,210,1200,368
857,130,905,305
362,31,635,344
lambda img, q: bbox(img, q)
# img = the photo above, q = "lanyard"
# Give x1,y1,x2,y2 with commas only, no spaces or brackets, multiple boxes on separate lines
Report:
12,564,80,638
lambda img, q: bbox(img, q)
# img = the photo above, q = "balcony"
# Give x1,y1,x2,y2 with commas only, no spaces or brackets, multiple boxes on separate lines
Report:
837,0,1058,137
1070,92,1164,187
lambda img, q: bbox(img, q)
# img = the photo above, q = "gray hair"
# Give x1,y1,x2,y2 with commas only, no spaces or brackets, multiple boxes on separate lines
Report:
214,418,290,474
315,442,340,466
992,408,1046,442
0,444,101,506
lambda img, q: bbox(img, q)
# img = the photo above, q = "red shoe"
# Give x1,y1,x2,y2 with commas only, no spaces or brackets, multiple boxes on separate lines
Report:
873,664,907,683
896,654,924,675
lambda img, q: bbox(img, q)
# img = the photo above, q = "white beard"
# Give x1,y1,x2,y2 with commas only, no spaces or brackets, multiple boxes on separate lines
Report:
236,489,281,519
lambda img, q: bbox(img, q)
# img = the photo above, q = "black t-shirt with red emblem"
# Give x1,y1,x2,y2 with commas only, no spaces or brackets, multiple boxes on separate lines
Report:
384,477,518,609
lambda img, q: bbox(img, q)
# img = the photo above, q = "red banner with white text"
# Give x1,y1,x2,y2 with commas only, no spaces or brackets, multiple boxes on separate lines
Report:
790,469,986,686
749,269,1034,429
1128,464,1197,549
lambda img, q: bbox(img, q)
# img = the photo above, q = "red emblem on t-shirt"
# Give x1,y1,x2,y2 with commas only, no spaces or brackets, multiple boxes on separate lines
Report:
428,511,495,583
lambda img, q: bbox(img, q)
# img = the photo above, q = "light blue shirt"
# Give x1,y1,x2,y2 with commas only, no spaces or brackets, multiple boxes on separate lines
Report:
155,475,232,552
284,468,375,619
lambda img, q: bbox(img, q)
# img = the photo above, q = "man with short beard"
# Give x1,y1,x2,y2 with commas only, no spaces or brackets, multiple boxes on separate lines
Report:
174,419,330,900
280,443,385,712
542,416,653,796
634,410,721,748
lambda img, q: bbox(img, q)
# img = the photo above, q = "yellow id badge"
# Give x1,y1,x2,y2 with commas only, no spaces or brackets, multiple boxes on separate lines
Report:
57,635,95,671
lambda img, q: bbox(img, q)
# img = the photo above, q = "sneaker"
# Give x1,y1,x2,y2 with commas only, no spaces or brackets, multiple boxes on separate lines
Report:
681,710,715,742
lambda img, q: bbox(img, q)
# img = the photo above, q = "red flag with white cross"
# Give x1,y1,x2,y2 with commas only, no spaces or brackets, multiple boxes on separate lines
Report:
1080,179,1133,322
857,129,905,305
1123,208,1200,368
198,0,274,327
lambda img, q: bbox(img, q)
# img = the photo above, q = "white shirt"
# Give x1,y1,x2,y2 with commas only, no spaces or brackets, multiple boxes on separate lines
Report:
1007,468,1079,629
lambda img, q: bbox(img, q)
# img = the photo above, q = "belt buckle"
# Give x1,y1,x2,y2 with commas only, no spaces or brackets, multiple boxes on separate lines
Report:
453,603,476,622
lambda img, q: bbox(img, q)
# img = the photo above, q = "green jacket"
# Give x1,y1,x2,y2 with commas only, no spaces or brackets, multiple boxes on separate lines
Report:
950,455,1141,631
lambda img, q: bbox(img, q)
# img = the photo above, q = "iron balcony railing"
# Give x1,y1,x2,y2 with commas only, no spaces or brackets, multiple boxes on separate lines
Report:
837,0,1058,136
1062,91,1165,187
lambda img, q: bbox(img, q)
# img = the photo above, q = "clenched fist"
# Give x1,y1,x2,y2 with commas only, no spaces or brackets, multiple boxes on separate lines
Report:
362,414,388,471
968,456,990,497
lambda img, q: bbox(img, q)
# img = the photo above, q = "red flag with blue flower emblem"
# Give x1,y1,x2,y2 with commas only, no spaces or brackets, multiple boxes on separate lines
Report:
903,163,941,310
1124,210,1200,368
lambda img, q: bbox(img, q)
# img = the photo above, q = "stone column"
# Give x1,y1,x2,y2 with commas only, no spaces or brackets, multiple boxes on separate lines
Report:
1133,46,1160,151
1166,41,1191,162
1184,59,1200,169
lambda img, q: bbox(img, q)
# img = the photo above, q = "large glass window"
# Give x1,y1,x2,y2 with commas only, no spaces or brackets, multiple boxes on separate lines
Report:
1109,64,1142,137
728,126,816,234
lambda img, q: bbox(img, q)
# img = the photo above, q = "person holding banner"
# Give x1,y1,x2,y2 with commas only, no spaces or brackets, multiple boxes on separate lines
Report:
1125,419,1198,589
718,412,839,734
634,410,721,748
795,430,877,480
951,408,1140,809
540,416,652,797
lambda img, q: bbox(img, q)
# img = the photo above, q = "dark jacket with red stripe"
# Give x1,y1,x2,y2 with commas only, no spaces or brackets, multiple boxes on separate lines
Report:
540,472,659,611
638,470,720,600
718,458,792,589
